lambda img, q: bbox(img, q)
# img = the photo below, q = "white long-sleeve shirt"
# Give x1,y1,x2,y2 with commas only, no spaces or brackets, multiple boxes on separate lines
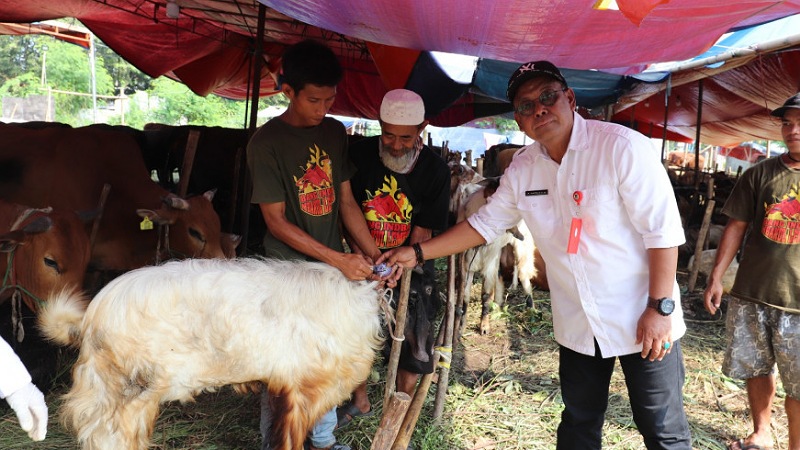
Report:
1,337,32,398
468,113,686,357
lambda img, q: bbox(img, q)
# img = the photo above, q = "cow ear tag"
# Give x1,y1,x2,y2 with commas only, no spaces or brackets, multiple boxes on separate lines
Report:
567,191,582,254
140,216,154,231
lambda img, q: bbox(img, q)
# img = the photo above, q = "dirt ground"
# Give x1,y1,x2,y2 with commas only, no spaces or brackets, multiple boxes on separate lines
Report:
444,269,790,450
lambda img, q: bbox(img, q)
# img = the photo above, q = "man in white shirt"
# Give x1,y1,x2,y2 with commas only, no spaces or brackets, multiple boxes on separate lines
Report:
1,337,48,442
379,60,691,449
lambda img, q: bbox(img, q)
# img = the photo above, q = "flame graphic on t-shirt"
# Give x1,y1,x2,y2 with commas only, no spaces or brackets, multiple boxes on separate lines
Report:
294,145,333,193
294,145,335,217
762,183,800,244
362,176,413,248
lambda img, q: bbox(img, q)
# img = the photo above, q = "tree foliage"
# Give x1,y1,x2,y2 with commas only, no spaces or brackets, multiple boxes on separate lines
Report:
1,30,289,129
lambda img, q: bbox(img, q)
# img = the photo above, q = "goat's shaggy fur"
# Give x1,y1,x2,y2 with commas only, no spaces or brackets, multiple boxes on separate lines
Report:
39,258,385,450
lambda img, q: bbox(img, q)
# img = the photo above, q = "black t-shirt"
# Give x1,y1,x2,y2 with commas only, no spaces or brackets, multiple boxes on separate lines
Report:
348,136,450,250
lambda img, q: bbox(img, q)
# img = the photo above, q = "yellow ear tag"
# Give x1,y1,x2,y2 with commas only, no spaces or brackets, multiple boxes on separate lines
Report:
140,216,154,230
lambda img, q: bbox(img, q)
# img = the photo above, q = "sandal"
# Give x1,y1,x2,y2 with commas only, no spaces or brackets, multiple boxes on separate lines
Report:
728,438,773,450
336,401,374,429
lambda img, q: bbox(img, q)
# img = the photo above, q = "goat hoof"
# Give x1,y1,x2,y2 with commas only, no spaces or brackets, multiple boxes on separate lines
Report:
479,317,491,335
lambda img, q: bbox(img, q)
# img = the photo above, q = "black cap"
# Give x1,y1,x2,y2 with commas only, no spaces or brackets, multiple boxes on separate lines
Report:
771,92,800,118
507,61,568,102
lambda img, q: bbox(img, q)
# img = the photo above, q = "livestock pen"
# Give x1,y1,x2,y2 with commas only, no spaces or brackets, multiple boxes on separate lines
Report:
0,261,790,449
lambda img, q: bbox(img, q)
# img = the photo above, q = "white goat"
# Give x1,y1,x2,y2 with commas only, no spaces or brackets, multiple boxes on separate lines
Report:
460,182,537,334
39,258,385,450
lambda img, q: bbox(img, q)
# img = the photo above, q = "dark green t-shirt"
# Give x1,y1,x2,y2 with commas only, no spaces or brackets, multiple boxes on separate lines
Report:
724,156,800,312
246,116,354,261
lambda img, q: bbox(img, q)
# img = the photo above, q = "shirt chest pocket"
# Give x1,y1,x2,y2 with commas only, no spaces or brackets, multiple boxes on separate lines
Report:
518,195,557,239
579,186,623,235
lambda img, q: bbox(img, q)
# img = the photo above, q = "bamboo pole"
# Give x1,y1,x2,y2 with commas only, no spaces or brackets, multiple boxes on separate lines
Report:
688,198,716,292
177,129,200,198
384,268,412,407
88,183,111,252
391,254,457,449
432,255,457,422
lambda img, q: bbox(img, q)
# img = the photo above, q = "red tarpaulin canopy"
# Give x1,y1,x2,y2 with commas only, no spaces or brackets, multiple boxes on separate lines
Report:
1,0,799,129
612,49,800,147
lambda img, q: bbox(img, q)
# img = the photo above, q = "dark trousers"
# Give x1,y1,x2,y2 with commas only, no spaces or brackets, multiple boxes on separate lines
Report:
556,340,692,450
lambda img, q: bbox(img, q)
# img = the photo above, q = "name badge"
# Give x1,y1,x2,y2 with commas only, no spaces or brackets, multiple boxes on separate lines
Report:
525,189,548,196
567,191,583,254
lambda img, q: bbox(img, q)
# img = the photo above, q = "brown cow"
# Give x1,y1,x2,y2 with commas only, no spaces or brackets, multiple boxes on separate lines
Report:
0,200,91,314
141,124,256,254
0,124,229,274
0,199,92,391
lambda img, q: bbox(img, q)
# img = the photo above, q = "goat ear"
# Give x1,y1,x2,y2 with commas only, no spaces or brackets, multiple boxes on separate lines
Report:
477,177,500,188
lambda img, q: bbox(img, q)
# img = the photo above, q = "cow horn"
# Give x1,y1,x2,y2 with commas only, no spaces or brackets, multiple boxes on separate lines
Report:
203,189,217,202
162,194,190,210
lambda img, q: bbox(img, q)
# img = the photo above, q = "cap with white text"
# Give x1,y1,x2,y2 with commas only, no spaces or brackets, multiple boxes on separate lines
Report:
507,60,567,102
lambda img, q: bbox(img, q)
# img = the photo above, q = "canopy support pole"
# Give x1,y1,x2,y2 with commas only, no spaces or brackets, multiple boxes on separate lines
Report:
247,3,266,134
693,79,704,188
660,75,671,163
237,3,266,256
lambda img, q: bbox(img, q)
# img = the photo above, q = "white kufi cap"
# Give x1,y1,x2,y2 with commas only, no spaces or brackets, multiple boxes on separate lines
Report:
380,89,425,126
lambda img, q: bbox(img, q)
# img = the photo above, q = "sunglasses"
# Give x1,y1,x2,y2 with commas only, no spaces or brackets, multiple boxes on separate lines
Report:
515,88,567,116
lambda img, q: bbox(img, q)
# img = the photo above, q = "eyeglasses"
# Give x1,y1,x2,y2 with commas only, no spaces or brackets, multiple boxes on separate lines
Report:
514,88,567,116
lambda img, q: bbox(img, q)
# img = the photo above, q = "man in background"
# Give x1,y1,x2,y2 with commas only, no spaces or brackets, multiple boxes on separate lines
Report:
704,92,800,450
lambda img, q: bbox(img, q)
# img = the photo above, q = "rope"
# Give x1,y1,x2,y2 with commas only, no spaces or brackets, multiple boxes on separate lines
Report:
155,223,164,264
377,287,405,342
11,290,24,342
154,223,193,264
2,251,13,287
435,345,452,369
2,212,50,315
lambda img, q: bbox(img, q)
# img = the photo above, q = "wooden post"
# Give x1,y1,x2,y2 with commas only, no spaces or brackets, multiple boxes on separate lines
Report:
432,255,457,422
688,198,715,292
370,392,411,450
384,269,412,407
89,183,111,252
228,147,243,234
391,254,457,449
475,157,484,176
177,129,200,198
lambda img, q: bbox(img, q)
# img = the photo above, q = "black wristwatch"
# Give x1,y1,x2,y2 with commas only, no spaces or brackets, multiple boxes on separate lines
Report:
647,296,675,316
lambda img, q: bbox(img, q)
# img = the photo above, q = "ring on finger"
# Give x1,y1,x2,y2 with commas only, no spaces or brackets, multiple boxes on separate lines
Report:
663,341,671,350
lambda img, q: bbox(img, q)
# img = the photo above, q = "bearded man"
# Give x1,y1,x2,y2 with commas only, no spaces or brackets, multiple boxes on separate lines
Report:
340,89,450,429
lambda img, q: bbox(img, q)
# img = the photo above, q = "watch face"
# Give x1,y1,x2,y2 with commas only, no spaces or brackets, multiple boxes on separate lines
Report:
660,298,675,315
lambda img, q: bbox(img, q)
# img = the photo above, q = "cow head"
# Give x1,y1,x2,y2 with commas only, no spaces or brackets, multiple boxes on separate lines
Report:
136,190,226,261
0,208,92,313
